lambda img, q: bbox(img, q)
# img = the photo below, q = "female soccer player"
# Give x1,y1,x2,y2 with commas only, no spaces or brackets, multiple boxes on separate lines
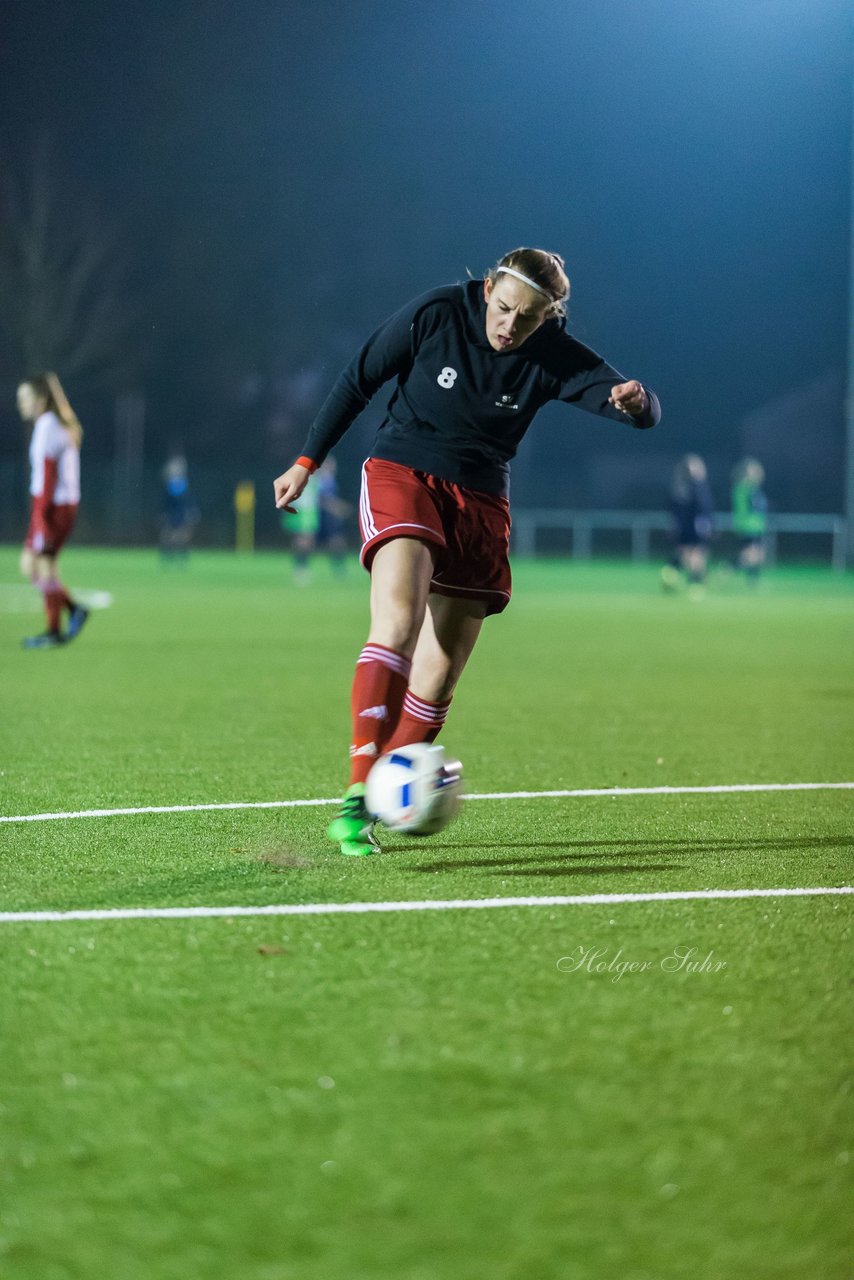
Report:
661,453,714,597
273,248,661,853
730,457,768,585
17,373,89,648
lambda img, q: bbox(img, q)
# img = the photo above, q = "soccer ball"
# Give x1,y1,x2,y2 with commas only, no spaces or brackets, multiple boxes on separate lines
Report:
366,743,462,836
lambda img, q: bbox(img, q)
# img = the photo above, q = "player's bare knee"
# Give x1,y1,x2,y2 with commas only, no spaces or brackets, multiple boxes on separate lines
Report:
367,605,423,656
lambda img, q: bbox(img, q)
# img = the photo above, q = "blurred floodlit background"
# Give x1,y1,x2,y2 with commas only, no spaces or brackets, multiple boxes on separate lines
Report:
0,0,850,551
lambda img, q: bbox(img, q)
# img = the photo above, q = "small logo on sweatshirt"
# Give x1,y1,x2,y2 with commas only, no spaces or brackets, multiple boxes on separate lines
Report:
495,394,518,411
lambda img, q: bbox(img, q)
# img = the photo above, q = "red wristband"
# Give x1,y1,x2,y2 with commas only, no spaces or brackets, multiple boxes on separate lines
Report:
295,456,318,473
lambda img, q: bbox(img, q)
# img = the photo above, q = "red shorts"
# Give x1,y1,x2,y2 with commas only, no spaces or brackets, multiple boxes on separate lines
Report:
359,458,512,616
25,502,78,556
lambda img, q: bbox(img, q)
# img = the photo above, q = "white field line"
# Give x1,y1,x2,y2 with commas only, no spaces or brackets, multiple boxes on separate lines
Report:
0,886,851,925
1,781,853,825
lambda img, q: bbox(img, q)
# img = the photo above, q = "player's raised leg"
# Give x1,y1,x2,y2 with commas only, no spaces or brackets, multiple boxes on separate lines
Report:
384,593,486,751
328,536,436,854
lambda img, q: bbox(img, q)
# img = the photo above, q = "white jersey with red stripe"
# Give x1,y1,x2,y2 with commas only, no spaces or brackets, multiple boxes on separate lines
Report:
29,411,80,503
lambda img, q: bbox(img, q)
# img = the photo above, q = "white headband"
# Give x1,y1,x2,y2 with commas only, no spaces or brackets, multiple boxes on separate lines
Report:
496,265,549,297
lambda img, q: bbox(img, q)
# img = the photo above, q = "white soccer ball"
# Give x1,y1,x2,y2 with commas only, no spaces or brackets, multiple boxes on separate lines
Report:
366,743,462,836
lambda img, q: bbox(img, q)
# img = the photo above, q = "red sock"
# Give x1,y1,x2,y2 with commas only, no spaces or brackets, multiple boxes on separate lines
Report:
384,690,453,752
349,644,411,784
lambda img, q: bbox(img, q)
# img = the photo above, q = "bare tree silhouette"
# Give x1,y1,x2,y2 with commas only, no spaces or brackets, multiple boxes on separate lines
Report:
0,138,143,387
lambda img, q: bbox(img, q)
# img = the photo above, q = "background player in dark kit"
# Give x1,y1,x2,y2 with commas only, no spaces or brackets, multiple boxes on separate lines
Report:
661,453,714,595
274,247,661,854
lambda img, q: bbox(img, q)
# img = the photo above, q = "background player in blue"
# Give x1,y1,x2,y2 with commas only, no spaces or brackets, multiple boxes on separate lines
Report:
661,453,714,596
273,247,661,854
159,455,199,564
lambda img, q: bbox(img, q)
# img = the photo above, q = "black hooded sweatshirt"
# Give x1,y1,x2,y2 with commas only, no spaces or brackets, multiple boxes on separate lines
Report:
298,280,660,499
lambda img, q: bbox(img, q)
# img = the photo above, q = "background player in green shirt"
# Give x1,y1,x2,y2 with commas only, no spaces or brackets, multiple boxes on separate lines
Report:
731,457,768,585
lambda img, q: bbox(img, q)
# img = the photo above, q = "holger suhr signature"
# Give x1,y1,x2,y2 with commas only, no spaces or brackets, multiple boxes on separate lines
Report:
557,945,727,983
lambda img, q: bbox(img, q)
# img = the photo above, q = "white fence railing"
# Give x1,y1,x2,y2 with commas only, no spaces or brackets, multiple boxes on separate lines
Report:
510,510,848,572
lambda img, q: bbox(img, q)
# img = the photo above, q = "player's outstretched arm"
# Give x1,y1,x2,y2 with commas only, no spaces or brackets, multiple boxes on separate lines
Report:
45,372,82,429
46,372,71,414
273,462,311,514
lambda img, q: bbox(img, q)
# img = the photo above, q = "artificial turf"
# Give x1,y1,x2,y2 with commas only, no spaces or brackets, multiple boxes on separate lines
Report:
0,547,851,1279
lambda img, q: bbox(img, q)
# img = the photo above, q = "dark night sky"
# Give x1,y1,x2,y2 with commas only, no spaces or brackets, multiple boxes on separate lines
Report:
0,0,850,508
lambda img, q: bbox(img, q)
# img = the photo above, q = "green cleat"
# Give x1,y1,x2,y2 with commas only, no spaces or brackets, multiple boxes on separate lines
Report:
340,834,380,857
327,783,380,856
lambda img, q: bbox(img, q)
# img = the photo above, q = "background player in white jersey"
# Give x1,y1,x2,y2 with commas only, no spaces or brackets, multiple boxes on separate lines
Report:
17,373,89,649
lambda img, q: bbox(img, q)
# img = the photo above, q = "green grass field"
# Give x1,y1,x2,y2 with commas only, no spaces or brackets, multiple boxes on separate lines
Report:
1,546,852,1280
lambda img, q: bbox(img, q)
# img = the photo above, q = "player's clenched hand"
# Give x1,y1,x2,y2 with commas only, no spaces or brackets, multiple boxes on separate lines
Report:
609,381,647,416
273,463,311,513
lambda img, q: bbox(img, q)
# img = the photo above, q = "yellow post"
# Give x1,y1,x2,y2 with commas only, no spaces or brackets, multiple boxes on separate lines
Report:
234,481,256,552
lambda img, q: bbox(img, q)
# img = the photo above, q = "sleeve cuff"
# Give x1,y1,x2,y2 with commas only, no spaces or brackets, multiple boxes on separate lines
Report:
295,455,318,473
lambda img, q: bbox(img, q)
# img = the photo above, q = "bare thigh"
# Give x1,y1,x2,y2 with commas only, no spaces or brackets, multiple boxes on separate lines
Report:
409,593,487,702
367,537,437,657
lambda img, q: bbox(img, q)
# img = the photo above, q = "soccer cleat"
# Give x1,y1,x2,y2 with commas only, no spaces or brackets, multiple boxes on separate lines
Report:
327,783,380,855
22,631,65,649
66,605,90,640
339,831,381,857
